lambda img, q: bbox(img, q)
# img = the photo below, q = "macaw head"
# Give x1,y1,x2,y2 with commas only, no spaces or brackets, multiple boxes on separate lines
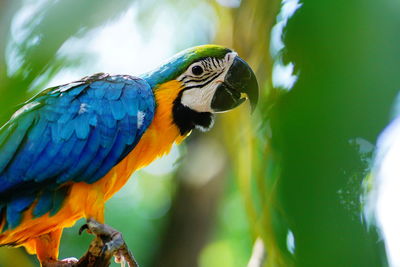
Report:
142,44,259,135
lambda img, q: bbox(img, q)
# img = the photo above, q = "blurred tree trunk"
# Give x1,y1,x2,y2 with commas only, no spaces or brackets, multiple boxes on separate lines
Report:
150,136,228,267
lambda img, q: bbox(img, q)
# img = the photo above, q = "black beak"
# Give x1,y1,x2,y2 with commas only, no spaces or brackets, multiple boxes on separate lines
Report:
211,56,259,113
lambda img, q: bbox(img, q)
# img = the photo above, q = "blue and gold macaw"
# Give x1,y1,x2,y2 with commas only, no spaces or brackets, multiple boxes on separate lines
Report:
0,45,258,265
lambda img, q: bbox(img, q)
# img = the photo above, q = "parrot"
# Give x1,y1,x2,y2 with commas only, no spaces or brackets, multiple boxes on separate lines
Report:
0,44,258,266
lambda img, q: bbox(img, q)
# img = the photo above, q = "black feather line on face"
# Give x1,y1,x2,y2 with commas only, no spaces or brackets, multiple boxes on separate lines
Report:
172,91,214,135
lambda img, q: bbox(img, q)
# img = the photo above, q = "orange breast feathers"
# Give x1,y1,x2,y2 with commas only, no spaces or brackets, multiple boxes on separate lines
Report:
0,80,187,258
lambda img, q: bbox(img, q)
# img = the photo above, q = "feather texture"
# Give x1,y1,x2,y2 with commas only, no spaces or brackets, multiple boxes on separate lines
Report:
0,73,155,230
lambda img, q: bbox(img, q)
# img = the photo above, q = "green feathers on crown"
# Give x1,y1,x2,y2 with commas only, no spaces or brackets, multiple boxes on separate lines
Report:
141,45,232,89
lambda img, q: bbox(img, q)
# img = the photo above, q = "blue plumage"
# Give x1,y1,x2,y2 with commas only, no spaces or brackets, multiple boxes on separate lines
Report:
6,194,35,229
106,82,124,100
50,186,69,216
0,73,155,230
33,190,53,218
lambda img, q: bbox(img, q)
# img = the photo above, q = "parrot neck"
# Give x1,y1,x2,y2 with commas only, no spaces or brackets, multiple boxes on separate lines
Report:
151,80,214,135
141,57,187,89
152,80,189,137
140,73,214,135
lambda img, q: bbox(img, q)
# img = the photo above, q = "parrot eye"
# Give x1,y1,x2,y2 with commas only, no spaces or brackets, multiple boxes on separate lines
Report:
191,65,204,76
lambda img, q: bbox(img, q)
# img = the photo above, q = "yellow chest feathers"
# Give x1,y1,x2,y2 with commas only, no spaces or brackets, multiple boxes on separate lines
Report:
92,80,187,201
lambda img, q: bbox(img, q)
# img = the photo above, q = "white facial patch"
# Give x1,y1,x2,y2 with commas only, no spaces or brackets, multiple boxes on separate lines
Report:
178,52,237,113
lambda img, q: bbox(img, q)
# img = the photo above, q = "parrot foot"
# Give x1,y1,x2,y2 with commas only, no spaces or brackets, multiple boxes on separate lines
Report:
77,218,139,267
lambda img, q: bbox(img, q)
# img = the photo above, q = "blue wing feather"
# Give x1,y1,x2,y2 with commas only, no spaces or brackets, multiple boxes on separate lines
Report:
106,82,124,100
50,186,69,216
121,90,138,116
74,114,91,139
32,190,53,218
6,194,36,229
0,74,155,229
92,81,109,98
110,100,126,120
0,115,35,175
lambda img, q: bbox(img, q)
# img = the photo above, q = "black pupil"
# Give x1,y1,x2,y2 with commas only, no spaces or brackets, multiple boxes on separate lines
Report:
192,65,204,76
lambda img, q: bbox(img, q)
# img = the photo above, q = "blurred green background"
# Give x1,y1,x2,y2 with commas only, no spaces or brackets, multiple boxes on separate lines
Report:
1,0,399,266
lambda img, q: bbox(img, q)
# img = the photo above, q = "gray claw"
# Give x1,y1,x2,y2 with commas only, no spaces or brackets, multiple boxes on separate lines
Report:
78,224,89,235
